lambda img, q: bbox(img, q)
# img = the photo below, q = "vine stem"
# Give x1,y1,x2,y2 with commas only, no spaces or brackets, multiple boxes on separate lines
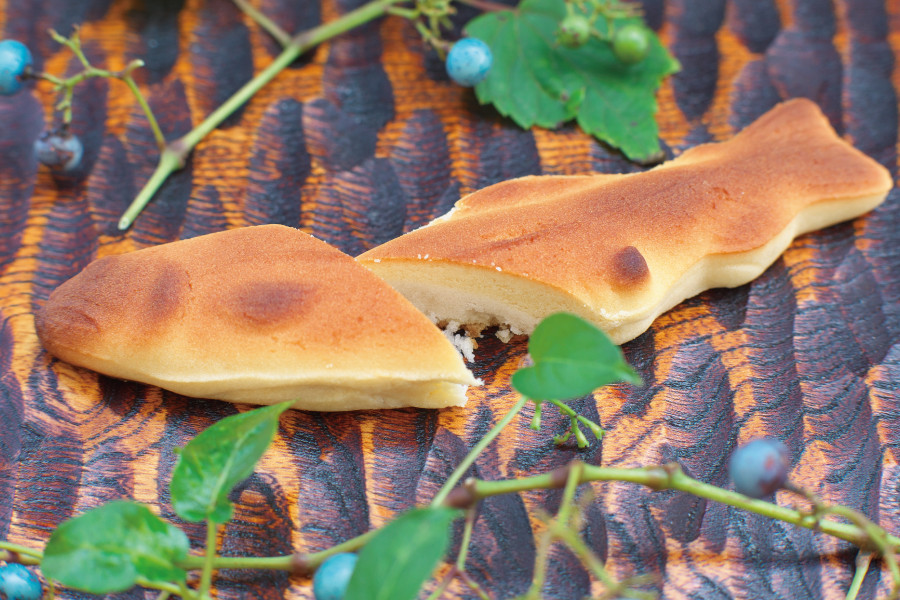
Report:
197,521,219,599
0,541,43,562
117,0,408,230
184,395,528,574
455,0,512,12
120,64,166,152
178,553,294,571
430,395,529,507
523,463,584,599
846,552,872,600
232,0,291,46
466,463,900,553
44,29,165,149
134,577,185,598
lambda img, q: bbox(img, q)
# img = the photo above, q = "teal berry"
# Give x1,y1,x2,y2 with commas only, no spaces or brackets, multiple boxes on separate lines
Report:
445,38,492,87
34,131,83,172
313,553,358,600
611,24,650,65
0,564,42,600
0,39,33,96
729,438,790,498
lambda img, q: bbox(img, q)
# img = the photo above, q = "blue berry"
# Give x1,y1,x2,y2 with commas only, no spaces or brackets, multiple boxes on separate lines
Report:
0,40,33,96
0,564,42,600
34,131,83,172
729,438,790,498
313,553,358,600
446,38,492,87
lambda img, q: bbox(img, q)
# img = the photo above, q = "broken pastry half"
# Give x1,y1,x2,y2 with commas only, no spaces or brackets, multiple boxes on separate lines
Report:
357,99,893,345
35,225,479,410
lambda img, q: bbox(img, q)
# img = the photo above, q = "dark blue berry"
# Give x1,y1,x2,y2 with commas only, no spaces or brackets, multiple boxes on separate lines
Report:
729,438,790,498
446,38,492,87
313,553,358,600
0,40,33,96
0,564,42,600
34,131,83,172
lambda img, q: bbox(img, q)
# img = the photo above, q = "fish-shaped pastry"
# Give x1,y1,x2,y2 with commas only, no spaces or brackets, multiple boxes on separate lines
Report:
36,225,479,410
357,99,893,345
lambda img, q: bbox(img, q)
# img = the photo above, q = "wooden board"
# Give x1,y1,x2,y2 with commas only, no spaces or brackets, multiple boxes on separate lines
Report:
1,0,898,598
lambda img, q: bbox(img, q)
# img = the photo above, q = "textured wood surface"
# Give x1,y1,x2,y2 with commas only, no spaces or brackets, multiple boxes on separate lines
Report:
1,0,898,598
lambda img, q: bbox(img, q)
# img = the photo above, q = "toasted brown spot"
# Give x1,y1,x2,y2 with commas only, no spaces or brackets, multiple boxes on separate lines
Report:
144,266,190,329
610,246,650,289
34,298,102,353
226,281,313,325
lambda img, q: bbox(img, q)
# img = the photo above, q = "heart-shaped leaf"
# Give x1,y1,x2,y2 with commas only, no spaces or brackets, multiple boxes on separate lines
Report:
512,313,641,401
42,501,189,594
467,0,679,162
170,401,291,523
344,508,459,600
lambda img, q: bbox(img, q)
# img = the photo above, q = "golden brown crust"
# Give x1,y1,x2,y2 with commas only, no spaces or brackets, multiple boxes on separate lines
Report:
36,225,478,410
358,99,893,343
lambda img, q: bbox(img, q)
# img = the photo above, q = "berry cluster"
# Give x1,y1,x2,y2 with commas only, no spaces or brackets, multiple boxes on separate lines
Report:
441,18,652,90
0,38,85,173
553,2,652,65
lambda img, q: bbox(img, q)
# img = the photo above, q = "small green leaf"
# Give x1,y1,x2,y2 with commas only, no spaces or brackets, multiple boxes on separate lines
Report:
170,401,291,523
467,0,679,161
42,500,188,594
512,313,641,401
344,508,459,600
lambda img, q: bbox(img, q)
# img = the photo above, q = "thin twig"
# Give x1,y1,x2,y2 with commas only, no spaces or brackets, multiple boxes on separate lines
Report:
232,0,292,46
846,552,872,600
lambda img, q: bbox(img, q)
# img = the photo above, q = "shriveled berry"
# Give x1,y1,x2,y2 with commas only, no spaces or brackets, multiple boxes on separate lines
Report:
557,14,592,48
313,553,358,600
0,564,42,600
729,438,790,498
446,38,492,87
0,39,33,96
34,131,83,172
612,23,650,64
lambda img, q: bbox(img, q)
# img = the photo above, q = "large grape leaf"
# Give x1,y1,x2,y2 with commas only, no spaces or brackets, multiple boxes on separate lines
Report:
467,0,679,161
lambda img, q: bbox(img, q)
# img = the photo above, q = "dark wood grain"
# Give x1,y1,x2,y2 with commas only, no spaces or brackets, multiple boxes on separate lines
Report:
1,0,899,598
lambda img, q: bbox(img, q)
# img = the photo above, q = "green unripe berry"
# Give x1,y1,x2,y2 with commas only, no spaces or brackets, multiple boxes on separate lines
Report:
557,14,592,49
612,23,651,64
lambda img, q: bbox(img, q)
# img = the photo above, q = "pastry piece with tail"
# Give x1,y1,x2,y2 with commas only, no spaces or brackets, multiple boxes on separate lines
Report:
357,99,893,345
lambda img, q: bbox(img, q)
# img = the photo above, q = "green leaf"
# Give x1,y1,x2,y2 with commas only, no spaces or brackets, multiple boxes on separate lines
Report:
467,0,679,161
41,500,188,594
344,508,459,600
511,313,641,401
170,401,291,523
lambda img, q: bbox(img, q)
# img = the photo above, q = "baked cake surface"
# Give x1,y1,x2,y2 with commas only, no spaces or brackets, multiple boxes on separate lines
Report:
357,99,893,344
36,225,479,410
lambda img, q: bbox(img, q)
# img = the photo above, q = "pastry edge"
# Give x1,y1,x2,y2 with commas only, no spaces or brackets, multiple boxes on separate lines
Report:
358,189,890,346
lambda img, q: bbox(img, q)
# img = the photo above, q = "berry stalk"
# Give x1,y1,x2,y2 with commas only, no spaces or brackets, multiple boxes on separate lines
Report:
429,395,529,507
44,29,166,152
462,462,900,553
231,0,291,47
117,0,408,230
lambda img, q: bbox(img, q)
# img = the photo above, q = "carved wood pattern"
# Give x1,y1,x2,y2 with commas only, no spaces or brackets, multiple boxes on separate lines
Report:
1,0,899,598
